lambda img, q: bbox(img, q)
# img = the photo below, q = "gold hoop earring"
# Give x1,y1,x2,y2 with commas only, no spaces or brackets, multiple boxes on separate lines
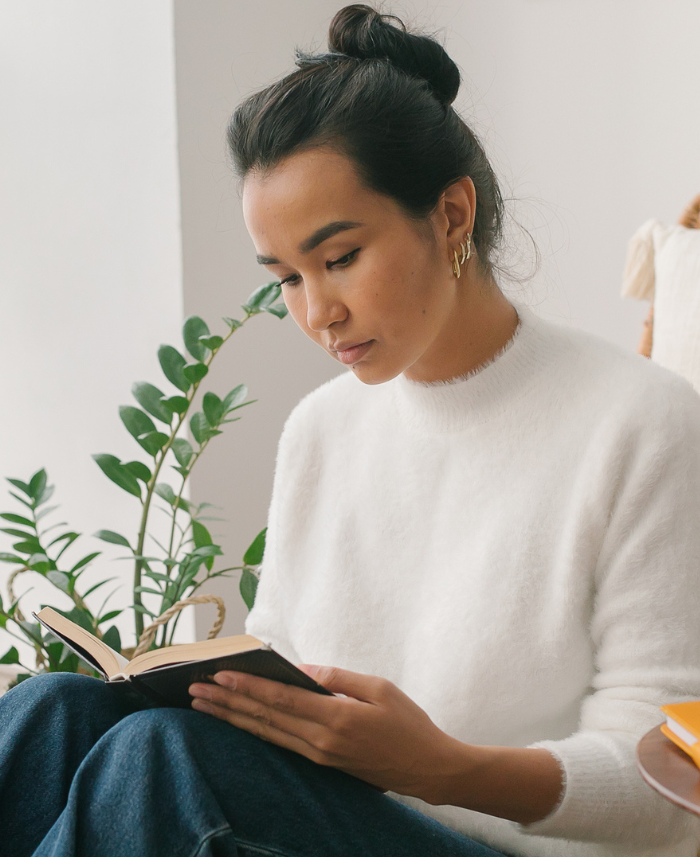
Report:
452,250,461,279
460,233,472,265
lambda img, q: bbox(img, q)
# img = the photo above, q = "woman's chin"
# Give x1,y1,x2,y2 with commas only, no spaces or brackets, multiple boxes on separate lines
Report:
346,361,403,386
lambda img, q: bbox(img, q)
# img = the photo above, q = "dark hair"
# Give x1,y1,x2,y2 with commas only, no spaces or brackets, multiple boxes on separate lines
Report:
227,4,504,275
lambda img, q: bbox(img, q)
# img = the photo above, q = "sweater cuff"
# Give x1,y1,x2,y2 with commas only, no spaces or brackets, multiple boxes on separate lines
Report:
517,733,690,845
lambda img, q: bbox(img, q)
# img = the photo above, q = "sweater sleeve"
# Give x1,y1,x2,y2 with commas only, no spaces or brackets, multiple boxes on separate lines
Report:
521,374,700,846
242,374,341,665
243,404,305,666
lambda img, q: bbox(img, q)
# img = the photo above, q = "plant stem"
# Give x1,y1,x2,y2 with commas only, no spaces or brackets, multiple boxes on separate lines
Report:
132,314,250,639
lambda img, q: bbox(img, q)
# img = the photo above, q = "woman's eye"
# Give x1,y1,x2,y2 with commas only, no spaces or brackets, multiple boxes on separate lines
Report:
278,248,360,288
279,274,301,287
327,248,360,269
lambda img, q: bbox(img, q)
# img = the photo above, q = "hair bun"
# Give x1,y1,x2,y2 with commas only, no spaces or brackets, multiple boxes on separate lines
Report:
328,4,460,106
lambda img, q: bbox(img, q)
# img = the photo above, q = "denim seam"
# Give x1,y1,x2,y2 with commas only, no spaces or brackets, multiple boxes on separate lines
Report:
231,836,304,857
191,824,234,857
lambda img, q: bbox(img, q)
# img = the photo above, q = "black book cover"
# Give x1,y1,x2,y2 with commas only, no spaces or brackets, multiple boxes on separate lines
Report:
126,648,334,708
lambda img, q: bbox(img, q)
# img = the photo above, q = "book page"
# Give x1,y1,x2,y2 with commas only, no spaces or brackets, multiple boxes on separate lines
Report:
124,634,264,676
34,607,128,678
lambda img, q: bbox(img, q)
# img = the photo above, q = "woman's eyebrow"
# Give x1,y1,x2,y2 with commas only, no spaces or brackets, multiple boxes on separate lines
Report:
255,220,363,265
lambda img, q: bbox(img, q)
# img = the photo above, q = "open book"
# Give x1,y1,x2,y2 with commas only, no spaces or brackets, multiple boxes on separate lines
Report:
33,606,332,708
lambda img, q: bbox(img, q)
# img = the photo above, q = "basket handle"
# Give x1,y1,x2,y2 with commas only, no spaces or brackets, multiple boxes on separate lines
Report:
132,594,226,659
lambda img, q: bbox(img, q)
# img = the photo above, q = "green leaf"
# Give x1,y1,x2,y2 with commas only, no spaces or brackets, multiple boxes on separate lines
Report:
190,412,208,445
132,382,173,424
143,570,172,583
163,396,189,415
158,344,190,393
81,577,118,599
47,531,79,549
28,469,48,500
9,492,34,509
191,544,223,558
198,335,223,351
223,317,242,330
265,302,289,319
0,552,25,564
202,392,224,427
183,316,211,362
47,570,70,593
70,551,101,573
35,484,55,506
12,539,42,555
243,527,267,566
28,553,51,572
1,527,34,539
0,646,19,665
134,585,164,596
6,477,31,496
124,461,152,484
192,520,214,571
35,504,59,521
133,604,157,618
94,530,132,549
245,282,281,311
154,483,177,506
240,568,259,610
18,620,43,644
138,431,169,457
183,363,208,384
99,610,123,625
0,513,34,527
223,384,248,413
119,406,157,449
192,520,212,548
171,438,194,468
92,454,142,499
101,625,122,653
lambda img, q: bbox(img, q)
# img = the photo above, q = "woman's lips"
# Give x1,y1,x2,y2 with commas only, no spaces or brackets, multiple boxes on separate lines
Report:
335,341,373,365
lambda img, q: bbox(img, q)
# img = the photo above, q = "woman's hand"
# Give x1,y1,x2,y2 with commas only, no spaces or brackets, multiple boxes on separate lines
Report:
189,665,460,802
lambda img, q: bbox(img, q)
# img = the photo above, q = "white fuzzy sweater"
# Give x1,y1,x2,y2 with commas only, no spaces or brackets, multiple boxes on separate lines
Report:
245,304,700,857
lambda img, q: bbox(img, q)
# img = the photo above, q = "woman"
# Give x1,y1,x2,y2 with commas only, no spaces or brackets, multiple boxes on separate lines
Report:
3,5,700,856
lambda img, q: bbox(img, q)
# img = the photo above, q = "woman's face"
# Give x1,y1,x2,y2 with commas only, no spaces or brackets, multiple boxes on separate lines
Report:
242,147,464,385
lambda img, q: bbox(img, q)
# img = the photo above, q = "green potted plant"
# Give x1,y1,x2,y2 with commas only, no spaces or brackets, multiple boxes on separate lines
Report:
0,282,286,687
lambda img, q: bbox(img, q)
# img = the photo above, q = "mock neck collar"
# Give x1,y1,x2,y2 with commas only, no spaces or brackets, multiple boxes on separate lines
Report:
390,304,556,433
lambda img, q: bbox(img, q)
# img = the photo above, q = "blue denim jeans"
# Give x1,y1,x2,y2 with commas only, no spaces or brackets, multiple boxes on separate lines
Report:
0,673,513,857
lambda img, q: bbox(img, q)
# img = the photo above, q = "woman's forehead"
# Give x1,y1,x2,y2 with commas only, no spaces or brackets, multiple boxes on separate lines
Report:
242,148,397,250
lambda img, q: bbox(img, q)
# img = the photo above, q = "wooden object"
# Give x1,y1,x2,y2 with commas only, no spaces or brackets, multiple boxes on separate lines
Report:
638,193,700,358
637,724,700,817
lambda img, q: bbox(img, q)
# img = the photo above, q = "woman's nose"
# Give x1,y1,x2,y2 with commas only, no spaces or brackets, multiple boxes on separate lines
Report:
305,282,347,331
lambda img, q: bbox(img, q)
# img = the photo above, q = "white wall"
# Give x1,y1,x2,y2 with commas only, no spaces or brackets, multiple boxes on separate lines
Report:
0,0,190,663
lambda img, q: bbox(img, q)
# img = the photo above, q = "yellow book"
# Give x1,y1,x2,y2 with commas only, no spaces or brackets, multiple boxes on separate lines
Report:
660,700,700,767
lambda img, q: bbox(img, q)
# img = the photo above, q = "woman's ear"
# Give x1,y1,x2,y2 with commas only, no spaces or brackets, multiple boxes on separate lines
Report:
441,176,476,243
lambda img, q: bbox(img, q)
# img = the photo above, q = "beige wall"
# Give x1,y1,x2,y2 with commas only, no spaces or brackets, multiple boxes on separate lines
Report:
173,0,343,637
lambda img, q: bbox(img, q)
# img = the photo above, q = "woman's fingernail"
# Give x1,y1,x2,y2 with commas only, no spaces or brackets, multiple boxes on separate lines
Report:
214,672,237,689
192,698,211,713
189,684,211,699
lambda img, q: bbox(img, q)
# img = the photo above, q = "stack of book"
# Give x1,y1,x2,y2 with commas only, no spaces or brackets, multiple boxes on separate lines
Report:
661,701,700,767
